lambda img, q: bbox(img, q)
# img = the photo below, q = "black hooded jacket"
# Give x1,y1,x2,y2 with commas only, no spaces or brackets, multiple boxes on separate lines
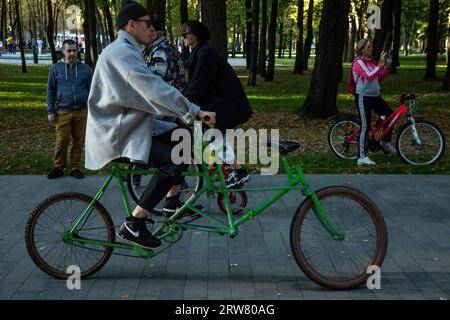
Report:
183,42,253,132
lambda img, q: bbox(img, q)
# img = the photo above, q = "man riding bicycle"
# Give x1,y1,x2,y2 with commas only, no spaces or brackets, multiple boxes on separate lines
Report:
85,1,215,249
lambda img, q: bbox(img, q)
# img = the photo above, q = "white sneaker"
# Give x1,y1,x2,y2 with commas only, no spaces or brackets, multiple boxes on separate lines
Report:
357,157,376,166
380,141,397,155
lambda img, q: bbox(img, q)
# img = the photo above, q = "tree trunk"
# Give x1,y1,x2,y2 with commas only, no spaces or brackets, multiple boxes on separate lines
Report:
196,0,200,20
265,0,278,81
437,0,448,54
167,0,174,44
180,0,189,67
102,3,115,43
96,7,105,53
302,0,314,70
356,0,368,39
86,0,98,68
83,1,92,67
201,0,227,59
147,0,166,33
373,0,393,62
278,21,283,59
8,0,13,33
237,31,242,52
424,0,440,80
443,12,450,90
293,0,304,74
28,1,38,63
344,8,357,63
54,1,59,41
390,0,402,74
46,0,57,64
245,0,252,68
14,0,26,73
42,0,47,47
258,0,267,77
402,21,408,55
248,0,259,86
232,23,237,58
100,8,109,46
300,0,350,118
1,0,6,45
288,28,292,58
408,18,416,55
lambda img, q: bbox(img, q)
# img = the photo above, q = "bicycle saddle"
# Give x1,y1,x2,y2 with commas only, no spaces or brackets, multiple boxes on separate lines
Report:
111,157,131,164
399,94,417,103
111,157,152,166
264,140,302,154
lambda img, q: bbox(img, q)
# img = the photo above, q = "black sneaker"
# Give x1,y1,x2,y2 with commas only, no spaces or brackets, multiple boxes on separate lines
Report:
225,169,250,188
163,194,204,218
117,217,161,249
70,169,84,179
47,167,64,179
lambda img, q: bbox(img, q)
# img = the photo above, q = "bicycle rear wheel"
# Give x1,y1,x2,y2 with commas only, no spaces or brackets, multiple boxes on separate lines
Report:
290,186,387,290
396,120,445,165
126,162,203,204
25,192,115,279
328,119,360,159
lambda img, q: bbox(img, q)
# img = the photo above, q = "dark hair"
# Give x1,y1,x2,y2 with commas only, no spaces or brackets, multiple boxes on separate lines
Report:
62,39,77,49
152,18,164,32
182,20,211,42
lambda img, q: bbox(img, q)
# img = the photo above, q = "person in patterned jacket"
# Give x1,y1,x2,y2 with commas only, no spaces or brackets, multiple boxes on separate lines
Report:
143,21,186,91
139,21,198,216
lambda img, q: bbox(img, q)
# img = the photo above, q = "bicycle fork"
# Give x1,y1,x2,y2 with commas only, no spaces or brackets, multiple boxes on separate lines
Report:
287,160,345,241
408,117,423,145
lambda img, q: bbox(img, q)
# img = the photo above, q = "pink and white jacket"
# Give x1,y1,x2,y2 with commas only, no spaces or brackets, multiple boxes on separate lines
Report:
352,56,390,97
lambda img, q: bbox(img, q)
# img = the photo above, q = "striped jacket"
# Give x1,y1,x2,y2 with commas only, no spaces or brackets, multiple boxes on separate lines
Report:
352,57,390,97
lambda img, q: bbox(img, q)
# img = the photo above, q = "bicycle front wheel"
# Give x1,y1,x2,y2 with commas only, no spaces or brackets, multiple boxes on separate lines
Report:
25,192,115,279
328,118,360,160
290,186,388,290
396,120,445,165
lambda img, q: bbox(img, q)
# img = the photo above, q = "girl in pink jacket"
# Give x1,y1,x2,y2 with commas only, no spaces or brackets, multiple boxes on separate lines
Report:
352,38,396,166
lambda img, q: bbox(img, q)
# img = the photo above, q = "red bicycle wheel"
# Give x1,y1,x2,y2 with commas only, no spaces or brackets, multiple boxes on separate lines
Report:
217,191,247,214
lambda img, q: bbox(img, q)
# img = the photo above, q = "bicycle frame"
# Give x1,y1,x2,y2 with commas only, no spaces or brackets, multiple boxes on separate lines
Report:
346,102,411,144
64,148,346,259
370,103,409,141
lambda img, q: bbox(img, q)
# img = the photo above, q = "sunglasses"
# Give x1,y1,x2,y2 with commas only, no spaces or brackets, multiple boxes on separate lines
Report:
182,32,191,38
134,19,153,29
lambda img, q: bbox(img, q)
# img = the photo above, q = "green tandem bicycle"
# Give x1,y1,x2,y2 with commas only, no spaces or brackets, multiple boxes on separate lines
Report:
25,137,388,290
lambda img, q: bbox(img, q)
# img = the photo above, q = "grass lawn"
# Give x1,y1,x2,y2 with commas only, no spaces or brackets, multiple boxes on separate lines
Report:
1,55,449,175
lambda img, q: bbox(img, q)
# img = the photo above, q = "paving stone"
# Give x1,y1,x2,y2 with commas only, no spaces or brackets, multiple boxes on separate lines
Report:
1,174,449,300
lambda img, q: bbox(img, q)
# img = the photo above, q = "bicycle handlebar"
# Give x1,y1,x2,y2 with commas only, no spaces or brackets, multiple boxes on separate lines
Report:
399,94,417,103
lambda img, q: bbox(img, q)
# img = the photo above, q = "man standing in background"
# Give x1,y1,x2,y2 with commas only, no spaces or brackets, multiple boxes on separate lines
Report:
46,39,92,179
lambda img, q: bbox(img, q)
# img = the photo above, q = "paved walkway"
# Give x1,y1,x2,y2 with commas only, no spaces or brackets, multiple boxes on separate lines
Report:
0,174,449,300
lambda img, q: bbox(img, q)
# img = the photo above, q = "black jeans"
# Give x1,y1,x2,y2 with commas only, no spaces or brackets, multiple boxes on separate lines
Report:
137,129,188,211
355,95,393,158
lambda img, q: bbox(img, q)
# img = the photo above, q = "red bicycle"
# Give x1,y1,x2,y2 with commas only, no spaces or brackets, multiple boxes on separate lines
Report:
328,94,446,165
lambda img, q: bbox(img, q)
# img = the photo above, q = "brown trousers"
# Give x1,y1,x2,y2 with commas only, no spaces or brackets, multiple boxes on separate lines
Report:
53,109,87,171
